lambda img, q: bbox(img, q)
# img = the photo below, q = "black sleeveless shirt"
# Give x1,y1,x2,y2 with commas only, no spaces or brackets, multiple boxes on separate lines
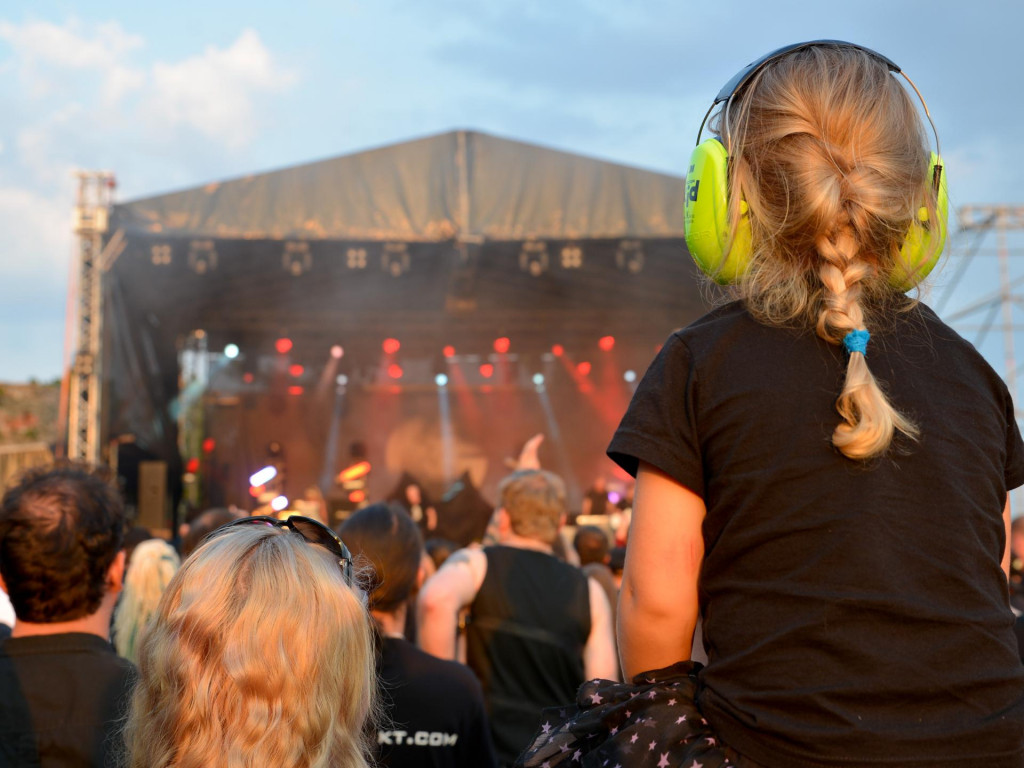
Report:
466,545,591,766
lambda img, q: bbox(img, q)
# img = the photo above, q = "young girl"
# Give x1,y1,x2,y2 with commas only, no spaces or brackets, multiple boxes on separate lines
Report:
518,41,1024,767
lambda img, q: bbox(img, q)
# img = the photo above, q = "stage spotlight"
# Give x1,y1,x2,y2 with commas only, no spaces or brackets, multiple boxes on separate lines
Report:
479,363,494,379
271,495,289,512
288,385,304,396
493,337,511,354
519,241,549,276
624,369,637,383
346,247,368,269
224,343,240,359
532,373,545,386
250,466,278,487
599,335,616,352
242,372,254,384
289,364,304,378
275,337,293,354
283,241,312,276
330,345,344,359
336,374,348,386
382,242,411,277
443,345,456,358
150,243,172,266
388,364,403,379
560,244,583,269
576,361,592,376
382,338,401,355
435,373,449,387
551,344,565,357
202,438,216,453
187,240,217,274
616,240,645,274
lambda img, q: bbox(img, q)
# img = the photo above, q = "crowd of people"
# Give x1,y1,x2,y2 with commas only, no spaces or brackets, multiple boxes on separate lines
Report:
4,39,1024,768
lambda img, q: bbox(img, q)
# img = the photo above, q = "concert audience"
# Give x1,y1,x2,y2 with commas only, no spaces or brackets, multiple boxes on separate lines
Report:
0,464,135,767
112,537,180,664
341,503,497,768
124,516,376,768
417,469,616,767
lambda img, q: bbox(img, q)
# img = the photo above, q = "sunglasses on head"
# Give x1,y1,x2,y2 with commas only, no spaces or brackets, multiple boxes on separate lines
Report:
217,515,354,584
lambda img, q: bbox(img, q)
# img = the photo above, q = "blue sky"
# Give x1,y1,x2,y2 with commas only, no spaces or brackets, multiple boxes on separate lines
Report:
1,0,1022,383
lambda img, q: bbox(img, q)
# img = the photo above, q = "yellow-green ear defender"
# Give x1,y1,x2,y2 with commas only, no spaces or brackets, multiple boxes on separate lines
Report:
684,40,948,291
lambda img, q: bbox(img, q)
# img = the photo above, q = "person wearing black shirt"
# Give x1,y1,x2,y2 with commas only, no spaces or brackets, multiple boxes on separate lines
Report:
0,464,135,767
341,503,497,768
517,42,1024,768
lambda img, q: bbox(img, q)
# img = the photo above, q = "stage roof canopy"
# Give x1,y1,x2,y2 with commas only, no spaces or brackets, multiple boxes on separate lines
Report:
111,130,687,242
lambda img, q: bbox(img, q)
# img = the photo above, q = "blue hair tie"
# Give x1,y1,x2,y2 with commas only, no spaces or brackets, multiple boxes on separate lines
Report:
843,329,870,356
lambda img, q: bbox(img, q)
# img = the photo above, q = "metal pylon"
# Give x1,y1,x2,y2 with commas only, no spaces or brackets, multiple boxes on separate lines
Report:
66,172,115,464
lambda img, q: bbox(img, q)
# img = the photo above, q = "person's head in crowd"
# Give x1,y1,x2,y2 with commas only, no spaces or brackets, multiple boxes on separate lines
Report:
573,525,611,567
179,506,242,559
123,525,153,568
125,518,376,768
608,546,627,589
424,537,459,572
113,538,180,664
340,503,424,627
496,469,567,546
0,463,127,636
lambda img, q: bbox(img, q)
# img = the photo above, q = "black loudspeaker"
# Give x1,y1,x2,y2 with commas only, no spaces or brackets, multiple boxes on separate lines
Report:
137,460,168,530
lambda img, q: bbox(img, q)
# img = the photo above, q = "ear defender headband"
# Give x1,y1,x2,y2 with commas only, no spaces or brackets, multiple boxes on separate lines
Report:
684,40,948,291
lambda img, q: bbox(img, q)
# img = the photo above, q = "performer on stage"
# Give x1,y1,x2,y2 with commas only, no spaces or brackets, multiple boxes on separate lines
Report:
517,41,1024,768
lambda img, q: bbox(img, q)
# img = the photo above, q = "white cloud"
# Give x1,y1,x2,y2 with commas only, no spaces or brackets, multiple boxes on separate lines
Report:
0,185,72,277
141,28,297,148
0,18,144,104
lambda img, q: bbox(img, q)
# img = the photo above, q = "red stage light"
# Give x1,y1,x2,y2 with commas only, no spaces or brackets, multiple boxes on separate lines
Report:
388,363,403,379
249,484,265,498
242,372,254,384
443,345,456,358
202,438,216,453
551,344,564,357
493,337,511,354
348,489,366,503
185,457,200,474
599,335,616,352
275,337,293,354
479,363,494,379
576,361,592,376
288,385,304,395
382,338,401,355
289,364,304,377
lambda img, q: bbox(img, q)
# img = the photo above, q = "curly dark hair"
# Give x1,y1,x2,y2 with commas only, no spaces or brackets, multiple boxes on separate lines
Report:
0,463,127,622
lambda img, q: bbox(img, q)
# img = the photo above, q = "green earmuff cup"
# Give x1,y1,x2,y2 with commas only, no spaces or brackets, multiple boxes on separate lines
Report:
683,140,948,292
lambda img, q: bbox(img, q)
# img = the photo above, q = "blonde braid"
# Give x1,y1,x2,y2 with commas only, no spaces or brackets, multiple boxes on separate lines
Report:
815,221,918,459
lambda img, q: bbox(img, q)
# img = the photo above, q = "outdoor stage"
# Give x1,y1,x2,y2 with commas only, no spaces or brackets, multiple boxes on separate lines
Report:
93,130,710,521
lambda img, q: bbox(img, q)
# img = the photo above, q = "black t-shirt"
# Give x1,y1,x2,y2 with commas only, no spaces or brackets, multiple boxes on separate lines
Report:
608,301,1024,768
0,632,137,767
377,635,497,768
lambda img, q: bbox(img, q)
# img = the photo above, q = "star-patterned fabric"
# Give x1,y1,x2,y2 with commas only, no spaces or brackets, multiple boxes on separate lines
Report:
514,661,741,768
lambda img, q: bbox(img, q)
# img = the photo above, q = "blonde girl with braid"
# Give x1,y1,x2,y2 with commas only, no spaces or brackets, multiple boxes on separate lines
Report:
517,43,1024,768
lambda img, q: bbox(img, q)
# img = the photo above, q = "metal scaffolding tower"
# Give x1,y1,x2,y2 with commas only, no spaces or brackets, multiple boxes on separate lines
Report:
942,205,1024,411
66,171,116,464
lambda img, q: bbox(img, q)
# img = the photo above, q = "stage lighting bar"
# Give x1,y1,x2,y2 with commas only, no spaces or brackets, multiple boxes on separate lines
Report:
346,247,368,269
616,240,644,273
519,241,549,276
150,243,172,266
187,240,218,274
560,244,583,269
382,242,410,277
282,241,312,276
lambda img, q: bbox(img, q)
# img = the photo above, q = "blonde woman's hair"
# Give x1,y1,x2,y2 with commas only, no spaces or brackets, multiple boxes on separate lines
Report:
124,524,377,768
114,538,180,664
723,44,938,459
